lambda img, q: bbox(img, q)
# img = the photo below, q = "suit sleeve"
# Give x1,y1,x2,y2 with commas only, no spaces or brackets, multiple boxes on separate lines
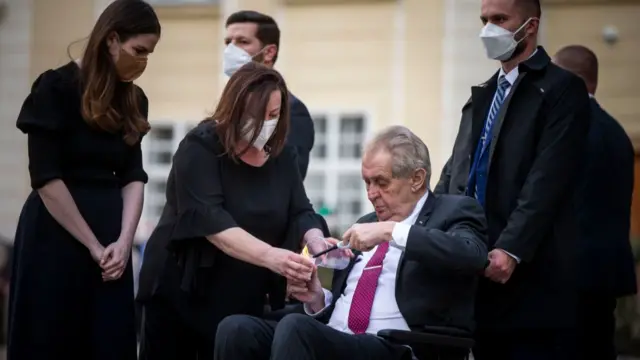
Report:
288,99,314,180
434,156,453,194
404,197,488,274
494,75,591,262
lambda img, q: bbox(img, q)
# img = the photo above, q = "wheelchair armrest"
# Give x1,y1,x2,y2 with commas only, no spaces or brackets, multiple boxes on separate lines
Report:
377,327,474,349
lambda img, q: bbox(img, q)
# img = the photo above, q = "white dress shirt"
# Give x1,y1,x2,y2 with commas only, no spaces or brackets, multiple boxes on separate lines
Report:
305,192,429,335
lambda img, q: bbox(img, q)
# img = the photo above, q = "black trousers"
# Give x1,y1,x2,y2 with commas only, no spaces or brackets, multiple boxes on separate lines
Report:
214,313,414,360
473,329,578,360
139,294,217,360
574,295,617,360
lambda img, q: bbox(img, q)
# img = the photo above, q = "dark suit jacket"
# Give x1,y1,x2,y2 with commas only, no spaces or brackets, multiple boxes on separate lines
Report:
312,193,488,333
576,98,636,298
434,47,591,330
287,93,315,180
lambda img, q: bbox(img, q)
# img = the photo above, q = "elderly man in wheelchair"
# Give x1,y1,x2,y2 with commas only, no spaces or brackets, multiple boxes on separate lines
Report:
214,126,488,360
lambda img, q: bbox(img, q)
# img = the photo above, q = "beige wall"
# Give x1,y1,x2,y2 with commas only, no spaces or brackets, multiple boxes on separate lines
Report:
0,0,32,238
30,0,93,80
276,0,446,185
136,13,221,123
544,4,640,144
279,2,395,129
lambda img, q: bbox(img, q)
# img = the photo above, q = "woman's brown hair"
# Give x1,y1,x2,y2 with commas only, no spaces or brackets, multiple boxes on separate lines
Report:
205,62,290,160
80,0,160,145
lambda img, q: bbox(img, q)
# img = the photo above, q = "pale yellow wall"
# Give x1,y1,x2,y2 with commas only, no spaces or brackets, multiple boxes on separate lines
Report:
544,4,640,143
30,0,94,80
278,2,395,132
403,0,445,186
135,14,222,123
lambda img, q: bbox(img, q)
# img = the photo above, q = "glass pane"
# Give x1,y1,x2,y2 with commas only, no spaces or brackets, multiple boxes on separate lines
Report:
340,115,364,133
149,179,167,196
311,144,326,159
336,173,365,224
304,173,326,210
150,126,174,141
337,173,362,191
304,173,325,191
148,126,175,165
312,116,327,134
339,115,365,159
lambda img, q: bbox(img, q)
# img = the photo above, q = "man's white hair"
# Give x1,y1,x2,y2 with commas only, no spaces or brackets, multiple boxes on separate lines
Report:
365,125,431,187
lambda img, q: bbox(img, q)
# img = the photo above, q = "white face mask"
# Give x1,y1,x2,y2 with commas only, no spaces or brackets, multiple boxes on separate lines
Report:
243,118,279,151
223,43,253,77
480,18,532,61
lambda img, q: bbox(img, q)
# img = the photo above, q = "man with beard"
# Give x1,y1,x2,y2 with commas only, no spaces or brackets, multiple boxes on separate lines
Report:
434,0,591,358
223,10,314,179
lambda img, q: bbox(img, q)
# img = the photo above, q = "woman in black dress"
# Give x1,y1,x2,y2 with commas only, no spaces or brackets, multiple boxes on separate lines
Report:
137,62,328,359
8,1,160,359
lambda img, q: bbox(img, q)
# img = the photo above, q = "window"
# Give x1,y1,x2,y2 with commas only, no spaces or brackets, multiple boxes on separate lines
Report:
137,121,196,243
305,112,371,236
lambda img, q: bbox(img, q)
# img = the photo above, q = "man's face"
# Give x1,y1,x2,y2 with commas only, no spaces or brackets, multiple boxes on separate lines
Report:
480,0,525,32
480,0,538,59
362,149,423,222
224,22,277,65
225,22,263,57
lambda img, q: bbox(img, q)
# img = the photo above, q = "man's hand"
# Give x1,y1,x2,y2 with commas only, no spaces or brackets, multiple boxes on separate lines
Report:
484,249,517,284
287,266,325,313
342,222,395,252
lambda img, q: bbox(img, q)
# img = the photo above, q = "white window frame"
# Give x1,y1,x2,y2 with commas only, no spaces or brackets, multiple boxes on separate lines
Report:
306,109,374,235
137,120,198,243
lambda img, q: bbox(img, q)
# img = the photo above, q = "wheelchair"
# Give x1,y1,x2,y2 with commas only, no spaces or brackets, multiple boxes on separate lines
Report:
378,326,474,360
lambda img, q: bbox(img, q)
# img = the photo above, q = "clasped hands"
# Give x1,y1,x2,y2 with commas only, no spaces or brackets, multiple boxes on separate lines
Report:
484,249,516,284
89,238,132,282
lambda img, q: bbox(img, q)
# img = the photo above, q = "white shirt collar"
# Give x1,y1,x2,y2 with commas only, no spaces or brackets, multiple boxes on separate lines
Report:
498,48,538,86
401,191,429,225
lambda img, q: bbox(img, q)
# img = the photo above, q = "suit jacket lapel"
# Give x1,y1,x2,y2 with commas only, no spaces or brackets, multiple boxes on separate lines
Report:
396,192,436,281
488,72,526,164
470,76,498,155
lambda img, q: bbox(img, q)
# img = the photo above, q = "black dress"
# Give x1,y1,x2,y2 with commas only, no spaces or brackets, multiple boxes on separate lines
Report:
8,62,148,360
137,123,321,360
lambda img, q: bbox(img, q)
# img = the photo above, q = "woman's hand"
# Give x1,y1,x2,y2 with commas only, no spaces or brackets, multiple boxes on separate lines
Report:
100,239,132,281
265,247,314,282
89,243,105,265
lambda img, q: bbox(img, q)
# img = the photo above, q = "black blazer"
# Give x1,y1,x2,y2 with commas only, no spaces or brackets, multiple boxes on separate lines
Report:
435,47,591,330
313,193,488,333
576,98,636,298
287,93,315,180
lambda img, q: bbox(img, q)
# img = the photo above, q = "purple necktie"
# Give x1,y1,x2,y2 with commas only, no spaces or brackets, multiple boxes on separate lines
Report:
347,241,390,334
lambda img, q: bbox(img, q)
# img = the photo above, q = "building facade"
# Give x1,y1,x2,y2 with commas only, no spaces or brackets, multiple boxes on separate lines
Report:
0,0,638,240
